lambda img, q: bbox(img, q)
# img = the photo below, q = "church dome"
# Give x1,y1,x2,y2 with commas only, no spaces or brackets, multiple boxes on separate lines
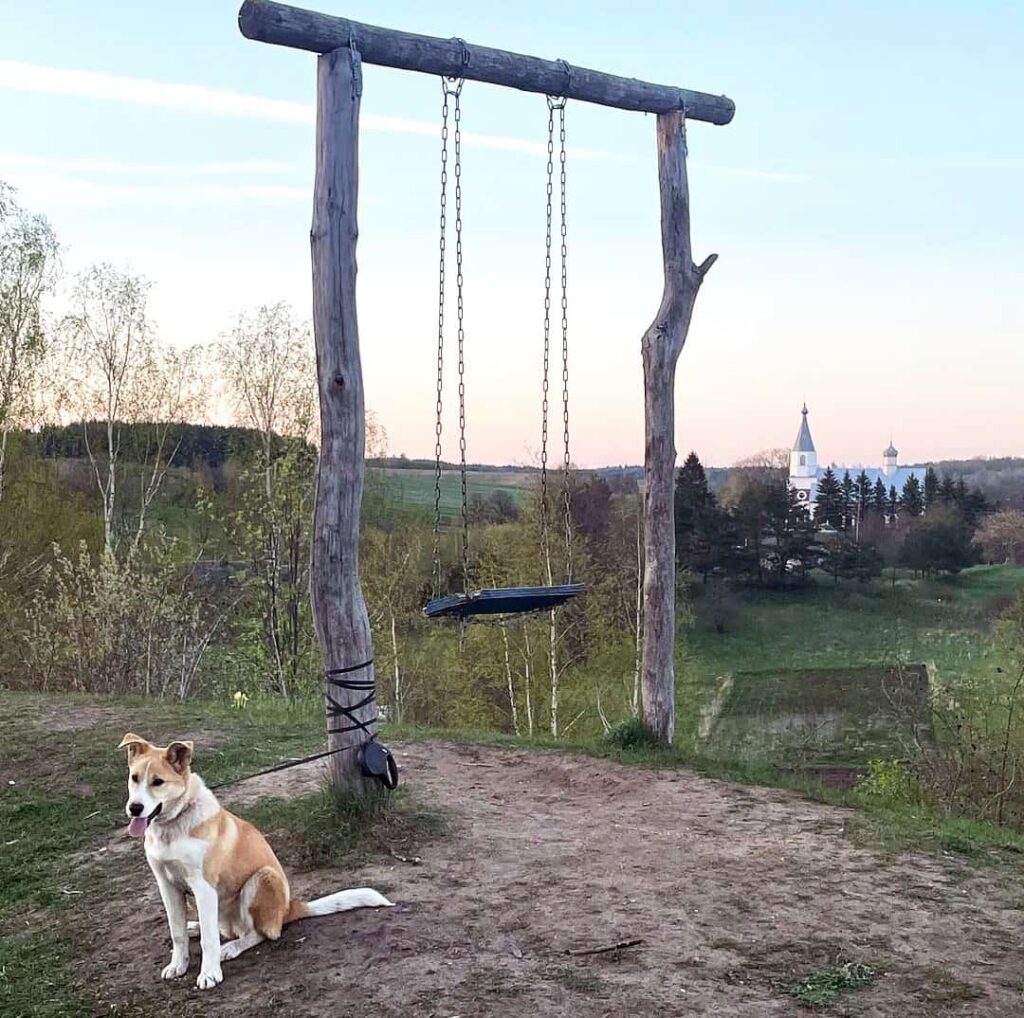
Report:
884,442,898,458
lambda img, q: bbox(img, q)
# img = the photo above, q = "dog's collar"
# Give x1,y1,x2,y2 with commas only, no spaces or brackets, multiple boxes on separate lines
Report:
147,803,163,824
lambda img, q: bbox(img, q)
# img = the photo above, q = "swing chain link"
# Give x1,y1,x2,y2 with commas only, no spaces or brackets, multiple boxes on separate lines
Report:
453,82,469,593
432,80,452,599
433,76,469,599
539,96,556,584
557,99,573,583
541,94,571,584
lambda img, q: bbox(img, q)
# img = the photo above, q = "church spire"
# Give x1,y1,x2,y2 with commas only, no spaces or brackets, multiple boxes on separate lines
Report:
793,403,815,453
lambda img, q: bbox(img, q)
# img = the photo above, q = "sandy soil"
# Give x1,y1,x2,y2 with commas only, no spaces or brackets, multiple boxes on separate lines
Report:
88,742,1024,1016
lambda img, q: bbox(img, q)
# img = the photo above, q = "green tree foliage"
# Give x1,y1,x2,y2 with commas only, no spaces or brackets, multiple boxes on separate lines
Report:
923,466,939,508
814,467,844,529
855,470,872,523
215,303,319,700
901,473,924,517
871,477,888,516
900,506,980,575
840,471,855,530
674,452,726,581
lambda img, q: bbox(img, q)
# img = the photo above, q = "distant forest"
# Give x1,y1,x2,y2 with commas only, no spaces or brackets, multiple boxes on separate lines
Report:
26,424,1024,508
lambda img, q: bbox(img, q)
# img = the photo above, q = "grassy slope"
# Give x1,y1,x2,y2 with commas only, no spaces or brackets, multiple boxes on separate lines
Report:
677,565,1024,744
369,467,533,514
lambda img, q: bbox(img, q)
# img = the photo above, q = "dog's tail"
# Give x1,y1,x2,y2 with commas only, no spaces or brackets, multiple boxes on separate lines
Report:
286,888,393,924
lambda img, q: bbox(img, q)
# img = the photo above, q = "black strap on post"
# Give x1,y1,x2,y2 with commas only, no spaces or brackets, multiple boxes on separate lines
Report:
324,659,399,789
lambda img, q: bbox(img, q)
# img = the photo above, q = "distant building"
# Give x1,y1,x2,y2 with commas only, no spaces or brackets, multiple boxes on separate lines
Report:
788,404,921,512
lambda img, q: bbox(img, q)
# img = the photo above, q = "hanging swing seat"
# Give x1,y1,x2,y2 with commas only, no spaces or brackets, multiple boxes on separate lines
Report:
424,583,586,620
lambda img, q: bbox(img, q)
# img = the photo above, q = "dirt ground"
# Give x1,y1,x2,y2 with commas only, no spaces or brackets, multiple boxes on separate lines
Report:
88,743,1024,1017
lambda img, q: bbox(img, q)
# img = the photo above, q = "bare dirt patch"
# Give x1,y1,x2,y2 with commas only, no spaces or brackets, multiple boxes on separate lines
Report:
84,743,1024,1016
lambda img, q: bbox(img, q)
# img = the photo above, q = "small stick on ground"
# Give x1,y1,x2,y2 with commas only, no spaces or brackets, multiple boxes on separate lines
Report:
566,938,644,957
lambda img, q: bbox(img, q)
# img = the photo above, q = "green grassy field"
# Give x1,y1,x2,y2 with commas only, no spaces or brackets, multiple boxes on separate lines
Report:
368,467,534,515
677,565,1024,745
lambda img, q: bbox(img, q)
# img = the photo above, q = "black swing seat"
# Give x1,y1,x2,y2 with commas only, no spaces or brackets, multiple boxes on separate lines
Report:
424,583,586,620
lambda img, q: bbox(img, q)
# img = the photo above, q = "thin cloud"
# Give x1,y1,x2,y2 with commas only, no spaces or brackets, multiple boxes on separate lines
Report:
3,172,308,209
0,59,617,161
0,153,303,177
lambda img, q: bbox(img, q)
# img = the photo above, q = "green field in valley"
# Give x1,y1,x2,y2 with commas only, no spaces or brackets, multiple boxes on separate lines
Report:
368,467,535,516
678,565,1024,751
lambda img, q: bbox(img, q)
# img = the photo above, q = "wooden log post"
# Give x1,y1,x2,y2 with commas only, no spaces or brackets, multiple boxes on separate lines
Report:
641,112,716,745
310,44,378,795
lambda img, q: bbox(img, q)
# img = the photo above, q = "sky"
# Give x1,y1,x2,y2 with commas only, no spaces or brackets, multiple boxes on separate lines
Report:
2,0,1022,469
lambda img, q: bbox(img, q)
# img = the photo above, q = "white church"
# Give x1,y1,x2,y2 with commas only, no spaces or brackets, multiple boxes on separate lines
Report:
789,404,921,511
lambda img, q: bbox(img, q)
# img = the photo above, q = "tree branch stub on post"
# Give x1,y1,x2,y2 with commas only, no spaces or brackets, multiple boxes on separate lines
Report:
310,45,378,795
641,112,716,745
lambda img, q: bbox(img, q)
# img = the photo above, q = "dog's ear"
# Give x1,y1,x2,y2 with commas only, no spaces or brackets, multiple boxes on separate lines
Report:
118,733,150,760
164,740,194,774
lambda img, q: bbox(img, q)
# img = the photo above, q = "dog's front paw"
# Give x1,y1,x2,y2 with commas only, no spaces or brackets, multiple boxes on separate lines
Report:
196,967,223,990
161,957,189,980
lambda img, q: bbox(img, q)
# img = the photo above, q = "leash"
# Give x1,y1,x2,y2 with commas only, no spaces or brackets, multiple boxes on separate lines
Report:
206,744,357,791
208,659,398,792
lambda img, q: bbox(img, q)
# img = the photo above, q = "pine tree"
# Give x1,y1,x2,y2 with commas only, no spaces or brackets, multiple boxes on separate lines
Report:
840,471,855,530
871,477,888,516
889,484,900,520
901,473,924,517
815,467,844,529
674,451,722,580
938,475,956,504
923,466,939,508
855,470,872,519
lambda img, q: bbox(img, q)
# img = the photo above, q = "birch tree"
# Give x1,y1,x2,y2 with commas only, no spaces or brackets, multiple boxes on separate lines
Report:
218,303,317,698
0,183,59,502
63,264,200,559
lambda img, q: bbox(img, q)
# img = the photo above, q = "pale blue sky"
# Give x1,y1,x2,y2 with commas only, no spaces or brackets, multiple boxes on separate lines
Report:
2,1,1022,467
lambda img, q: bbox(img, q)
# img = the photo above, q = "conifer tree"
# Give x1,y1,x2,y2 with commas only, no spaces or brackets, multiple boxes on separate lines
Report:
871,477,888,516
901,473,924,517
923,466,939,508
840,471,856,530
815,467,844,529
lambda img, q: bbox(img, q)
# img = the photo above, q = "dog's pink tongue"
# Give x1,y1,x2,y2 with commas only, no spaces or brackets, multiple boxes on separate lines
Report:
127,817,149,838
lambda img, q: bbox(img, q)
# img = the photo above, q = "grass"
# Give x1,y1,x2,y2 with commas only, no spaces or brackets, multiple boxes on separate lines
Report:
0,692,393,1017
368,466,531,515
678,565,1024,746
241,783,448,872
787,961,879,1007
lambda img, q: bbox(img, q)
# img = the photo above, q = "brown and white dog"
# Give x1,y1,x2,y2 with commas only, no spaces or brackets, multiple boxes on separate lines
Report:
118,733,392,990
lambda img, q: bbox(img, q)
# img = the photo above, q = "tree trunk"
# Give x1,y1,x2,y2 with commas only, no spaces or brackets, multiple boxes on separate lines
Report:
640,111,716,745
310,45,378,796
632,509,643,716
390,611,401,724
499,619,521,737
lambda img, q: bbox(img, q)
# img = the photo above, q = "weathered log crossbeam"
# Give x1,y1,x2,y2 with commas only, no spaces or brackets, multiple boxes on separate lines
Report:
239,0,735,124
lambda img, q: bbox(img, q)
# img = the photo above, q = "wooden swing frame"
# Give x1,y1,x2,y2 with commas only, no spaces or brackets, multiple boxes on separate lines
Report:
238,0,735,792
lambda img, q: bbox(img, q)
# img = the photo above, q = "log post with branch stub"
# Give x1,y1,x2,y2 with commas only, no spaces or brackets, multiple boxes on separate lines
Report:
641,111,717,745
310,45,379,796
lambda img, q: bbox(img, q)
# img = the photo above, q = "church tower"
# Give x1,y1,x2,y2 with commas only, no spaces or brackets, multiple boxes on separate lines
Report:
789,404,817,507
882,441,898,477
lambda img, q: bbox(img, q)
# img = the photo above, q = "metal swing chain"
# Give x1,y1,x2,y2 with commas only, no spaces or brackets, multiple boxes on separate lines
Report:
541,94,571,586
453,81,469,593
556,99,573,584
539,96,556,586
432,80,452,599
